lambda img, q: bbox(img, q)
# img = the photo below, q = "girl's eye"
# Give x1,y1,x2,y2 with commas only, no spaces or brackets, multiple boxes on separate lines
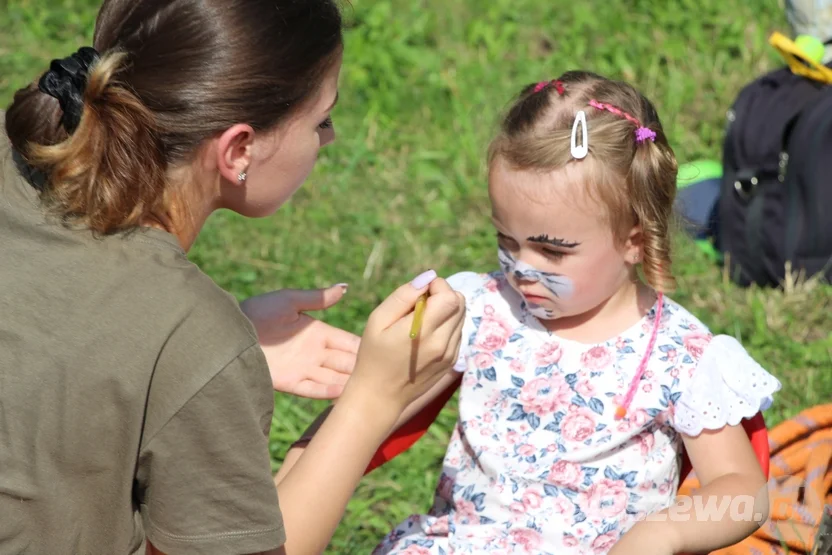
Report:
542,248,566,260
496,232,518,250
318,117,333,130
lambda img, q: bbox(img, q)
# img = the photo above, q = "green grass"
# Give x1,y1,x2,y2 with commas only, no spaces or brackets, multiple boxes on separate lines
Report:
3,0,831,553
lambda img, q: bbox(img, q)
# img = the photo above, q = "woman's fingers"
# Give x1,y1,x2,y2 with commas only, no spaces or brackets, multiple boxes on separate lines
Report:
321,350,356,375
291,378,345,400
367,270,438,331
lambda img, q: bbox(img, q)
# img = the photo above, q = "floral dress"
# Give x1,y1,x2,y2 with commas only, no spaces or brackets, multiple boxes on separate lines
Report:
373,271,781,555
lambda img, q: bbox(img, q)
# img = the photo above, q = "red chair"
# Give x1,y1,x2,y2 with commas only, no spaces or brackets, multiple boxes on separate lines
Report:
364,376,770,483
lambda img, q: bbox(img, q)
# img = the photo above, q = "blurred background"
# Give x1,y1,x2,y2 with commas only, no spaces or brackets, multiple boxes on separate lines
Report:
2,0,830,552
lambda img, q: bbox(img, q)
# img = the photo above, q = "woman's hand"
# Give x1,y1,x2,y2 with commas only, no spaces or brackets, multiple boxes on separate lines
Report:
339,270,466,422
240,284,360,399
272,270,466,555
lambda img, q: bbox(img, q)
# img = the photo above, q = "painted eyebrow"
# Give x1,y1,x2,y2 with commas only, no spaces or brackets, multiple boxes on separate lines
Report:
527,234,581,248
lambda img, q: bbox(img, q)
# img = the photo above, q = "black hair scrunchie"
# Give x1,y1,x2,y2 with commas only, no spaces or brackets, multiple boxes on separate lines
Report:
38,46,101,134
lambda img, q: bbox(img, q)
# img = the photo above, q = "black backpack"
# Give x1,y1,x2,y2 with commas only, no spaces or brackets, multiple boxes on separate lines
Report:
716,66,832,287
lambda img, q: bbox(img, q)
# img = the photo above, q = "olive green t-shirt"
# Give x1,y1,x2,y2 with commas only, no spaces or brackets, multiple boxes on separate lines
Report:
0,120,285,554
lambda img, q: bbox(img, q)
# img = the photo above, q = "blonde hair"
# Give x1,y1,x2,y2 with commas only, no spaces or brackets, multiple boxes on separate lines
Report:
488,70,679,293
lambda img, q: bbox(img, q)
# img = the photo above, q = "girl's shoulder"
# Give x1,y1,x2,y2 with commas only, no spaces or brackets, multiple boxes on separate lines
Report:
653,295,716,363
657,297,782,437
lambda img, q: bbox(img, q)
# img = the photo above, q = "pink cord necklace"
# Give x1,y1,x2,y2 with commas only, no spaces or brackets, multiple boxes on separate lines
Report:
615,292,664,420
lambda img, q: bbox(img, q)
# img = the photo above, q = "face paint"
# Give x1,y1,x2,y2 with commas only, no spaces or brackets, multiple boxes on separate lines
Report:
498,247,574,319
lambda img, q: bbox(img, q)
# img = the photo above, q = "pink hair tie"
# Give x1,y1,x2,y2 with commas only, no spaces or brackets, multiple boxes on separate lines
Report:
533,80,566,95
635,127,657,143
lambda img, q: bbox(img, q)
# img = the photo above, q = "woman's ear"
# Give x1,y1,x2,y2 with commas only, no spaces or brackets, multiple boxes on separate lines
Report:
214,124,256,186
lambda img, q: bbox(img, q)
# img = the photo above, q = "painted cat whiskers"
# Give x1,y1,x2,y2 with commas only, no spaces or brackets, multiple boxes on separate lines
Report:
497,246,574,319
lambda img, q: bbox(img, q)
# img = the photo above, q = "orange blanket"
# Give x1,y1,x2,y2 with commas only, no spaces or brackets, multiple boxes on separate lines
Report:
678,404,832,555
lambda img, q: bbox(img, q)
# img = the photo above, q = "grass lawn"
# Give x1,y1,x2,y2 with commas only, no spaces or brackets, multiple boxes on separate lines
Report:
2,0,830,552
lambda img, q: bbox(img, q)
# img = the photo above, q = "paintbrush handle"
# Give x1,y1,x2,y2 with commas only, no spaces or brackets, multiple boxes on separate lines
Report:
409,293,428,339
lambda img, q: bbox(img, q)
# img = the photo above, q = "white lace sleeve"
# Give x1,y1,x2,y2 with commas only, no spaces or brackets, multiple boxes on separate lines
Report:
446,271,488,372
672,335,782,436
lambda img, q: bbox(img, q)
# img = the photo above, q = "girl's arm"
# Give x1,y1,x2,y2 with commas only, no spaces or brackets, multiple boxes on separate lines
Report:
611,422,768,555
275,370,462,482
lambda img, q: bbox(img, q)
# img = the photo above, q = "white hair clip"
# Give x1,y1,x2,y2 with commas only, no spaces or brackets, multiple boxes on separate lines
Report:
571,110,588,159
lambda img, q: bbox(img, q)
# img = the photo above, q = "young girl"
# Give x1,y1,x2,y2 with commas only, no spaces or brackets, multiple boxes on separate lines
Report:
371,71,782,555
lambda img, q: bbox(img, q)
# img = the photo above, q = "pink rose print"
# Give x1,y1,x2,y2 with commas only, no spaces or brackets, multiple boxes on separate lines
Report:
563,534,579,547
456,499,478,523
642,383,652,393
632,408,649,427
522,490,543,510
580,478,628,519
517,444,536,457
560,407,597,442
425,516,449,535
576,379,595,397
547,460,582,488
553,496,573,515
670,368,679,378
506,431,522,445
485,278,499,292
592,532,618,553
638,432,655,456
665,348,678,362
510,359,525,374
519,375,572,416
510,501,525,514
581,345,613,370
401,546,432,555
683,331,712,360
474,314,513,352
473,352,494,369
485,391,502,408
535,341,563,366
509,528,542,552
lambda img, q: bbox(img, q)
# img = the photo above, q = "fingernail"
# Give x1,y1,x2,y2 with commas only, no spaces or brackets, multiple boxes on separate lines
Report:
411,269,437,289
334,283,348,293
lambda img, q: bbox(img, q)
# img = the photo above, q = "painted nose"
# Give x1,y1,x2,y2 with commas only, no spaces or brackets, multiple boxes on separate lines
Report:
513,268,540,282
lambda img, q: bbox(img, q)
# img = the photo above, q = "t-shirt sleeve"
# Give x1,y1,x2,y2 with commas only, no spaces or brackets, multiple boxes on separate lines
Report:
671,335,781,436
135,343,285,555
446,271,491,373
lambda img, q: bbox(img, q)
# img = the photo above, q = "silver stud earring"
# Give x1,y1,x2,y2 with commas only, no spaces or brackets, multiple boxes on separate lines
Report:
238,171,247,184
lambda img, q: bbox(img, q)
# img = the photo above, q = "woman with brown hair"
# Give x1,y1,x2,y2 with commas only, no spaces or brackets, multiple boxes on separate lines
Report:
0,1,465,554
